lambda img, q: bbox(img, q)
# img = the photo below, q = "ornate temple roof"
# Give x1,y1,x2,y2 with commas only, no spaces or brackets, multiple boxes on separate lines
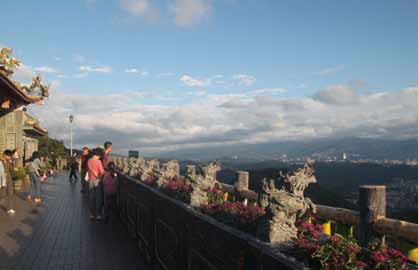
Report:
0,71,42,111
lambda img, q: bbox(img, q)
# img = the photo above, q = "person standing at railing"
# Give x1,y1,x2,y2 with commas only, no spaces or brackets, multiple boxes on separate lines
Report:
100,141,112,170
87,148,105,221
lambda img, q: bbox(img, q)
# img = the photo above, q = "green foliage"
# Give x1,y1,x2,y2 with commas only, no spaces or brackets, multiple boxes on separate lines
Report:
38,136,66,158
12,166,27,181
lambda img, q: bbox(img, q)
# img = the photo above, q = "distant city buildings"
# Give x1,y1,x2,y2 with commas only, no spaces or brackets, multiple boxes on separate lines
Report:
128,150,139,158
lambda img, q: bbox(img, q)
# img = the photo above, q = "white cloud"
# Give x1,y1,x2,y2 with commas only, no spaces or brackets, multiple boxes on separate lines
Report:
117,0,211,27
316,65,344,75
251,88,288,96
232,74,256,86
180,74,207,87
313,85,359,105
173,0,211,27
73,73,89,79
125,68,149,76
34,66,58,73
79,65,112,73
189,90,207,96
12,64,35,83
119,0,160,21
125,68,140,73
31,81,418,156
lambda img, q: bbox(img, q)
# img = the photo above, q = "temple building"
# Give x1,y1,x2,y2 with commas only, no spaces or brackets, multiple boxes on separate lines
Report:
0,71,47,164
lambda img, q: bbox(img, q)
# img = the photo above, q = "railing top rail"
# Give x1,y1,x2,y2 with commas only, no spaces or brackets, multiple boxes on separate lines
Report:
374,217,418,246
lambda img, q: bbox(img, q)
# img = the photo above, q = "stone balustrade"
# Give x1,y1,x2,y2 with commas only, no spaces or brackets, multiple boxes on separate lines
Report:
110,156,418,266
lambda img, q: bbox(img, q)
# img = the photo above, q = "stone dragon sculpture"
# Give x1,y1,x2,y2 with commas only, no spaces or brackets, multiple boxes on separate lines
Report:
256,162,317,249
186,160,221,207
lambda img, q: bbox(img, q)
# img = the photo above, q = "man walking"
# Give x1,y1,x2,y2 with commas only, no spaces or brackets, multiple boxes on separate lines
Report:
69,153,78,182
80,147,89,193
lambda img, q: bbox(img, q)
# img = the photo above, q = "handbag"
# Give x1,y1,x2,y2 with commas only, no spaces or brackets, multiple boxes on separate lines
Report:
89,166,103,187
84,171,89,182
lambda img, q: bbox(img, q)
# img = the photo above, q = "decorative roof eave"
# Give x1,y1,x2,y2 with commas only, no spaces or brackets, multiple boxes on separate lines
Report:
0,71,42,105
23,124,48,137
33,123,48,135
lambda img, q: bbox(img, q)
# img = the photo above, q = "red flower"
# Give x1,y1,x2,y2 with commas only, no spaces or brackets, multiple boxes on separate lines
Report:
355,261,368,268
371,251,388,262
345,243,361,254
388,248,407,260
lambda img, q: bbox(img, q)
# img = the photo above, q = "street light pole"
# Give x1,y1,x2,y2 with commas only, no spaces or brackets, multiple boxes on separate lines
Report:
69,114,74,157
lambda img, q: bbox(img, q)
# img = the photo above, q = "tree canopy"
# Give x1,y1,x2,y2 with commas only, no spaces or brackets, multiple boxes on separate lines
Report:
38,136,66,158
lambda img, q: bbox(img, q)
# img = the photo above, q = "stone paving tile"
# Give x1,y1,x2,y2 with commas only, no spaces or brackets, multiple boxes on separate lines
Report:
0,172,149,270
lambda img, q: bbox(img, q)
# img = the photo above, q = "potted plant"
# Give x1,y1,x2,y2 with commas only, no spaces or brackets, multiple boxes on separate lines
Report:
12,166,27,191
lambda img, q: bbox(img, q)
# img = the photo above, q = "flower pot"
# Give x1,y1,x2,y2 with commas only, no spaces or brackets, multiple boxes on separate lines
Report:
13,179,23,192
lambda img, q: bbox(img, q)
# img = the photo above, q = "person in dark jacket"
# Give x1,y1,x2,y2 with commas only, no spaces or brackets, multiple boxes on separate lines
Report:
69,153,78,182
79,147,90,193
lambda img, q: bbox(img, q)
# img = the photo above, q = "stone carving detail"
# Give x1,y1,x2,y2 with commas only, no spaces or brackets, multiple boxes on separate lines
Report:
256,162,317,249
128,157,145,177
187,161,221,207
137,159,159,182
155,160,180,188
122,157,130,174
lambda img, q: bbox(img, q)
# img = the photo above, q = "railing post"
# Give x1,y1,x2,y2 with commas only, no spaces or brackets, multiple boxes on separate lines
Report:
358,185,386,246
235,171,249,192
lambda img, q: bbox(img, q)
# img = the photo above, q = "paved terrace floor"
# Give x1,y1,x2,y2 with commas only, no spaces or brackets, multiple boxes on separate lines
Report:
0,172,149,270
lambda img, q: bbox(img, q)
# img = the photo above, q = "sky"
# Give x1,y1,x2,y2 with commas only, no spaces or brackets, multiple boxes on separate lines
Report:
2,0,418,155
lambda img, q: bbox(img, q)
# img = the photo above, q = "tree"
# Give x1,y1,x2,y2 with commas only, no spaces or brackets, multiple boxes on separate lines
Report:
38,136,66,158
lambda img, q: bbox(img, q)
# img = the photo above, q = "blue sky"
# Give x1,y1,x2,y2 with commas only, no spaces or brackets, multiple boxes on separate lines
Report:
2,0,418,154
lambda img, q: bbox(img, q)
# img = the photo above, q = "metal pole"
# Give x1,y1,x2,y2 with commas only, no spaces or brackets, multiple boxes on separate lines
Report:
70,122,73,157
69,115,74,157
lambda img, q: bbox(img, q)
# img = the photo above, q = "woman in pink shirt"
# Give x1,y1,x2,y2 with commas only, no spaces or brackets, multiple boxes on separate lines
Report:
87,148,105,220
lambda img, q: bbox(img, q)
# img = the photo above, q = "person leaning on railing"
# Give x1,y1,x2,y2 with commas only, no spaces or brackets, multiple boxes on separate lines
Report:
87,148,105,221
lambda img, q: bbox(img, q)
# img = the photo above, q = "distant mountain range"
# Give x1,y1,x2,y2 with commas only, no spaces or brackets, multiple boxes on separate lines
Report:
159,138,418,161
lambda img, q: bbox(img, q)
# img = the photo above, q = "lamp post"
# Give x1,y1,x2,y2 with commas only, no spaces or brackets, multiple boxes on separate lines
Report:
69,114,74,157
